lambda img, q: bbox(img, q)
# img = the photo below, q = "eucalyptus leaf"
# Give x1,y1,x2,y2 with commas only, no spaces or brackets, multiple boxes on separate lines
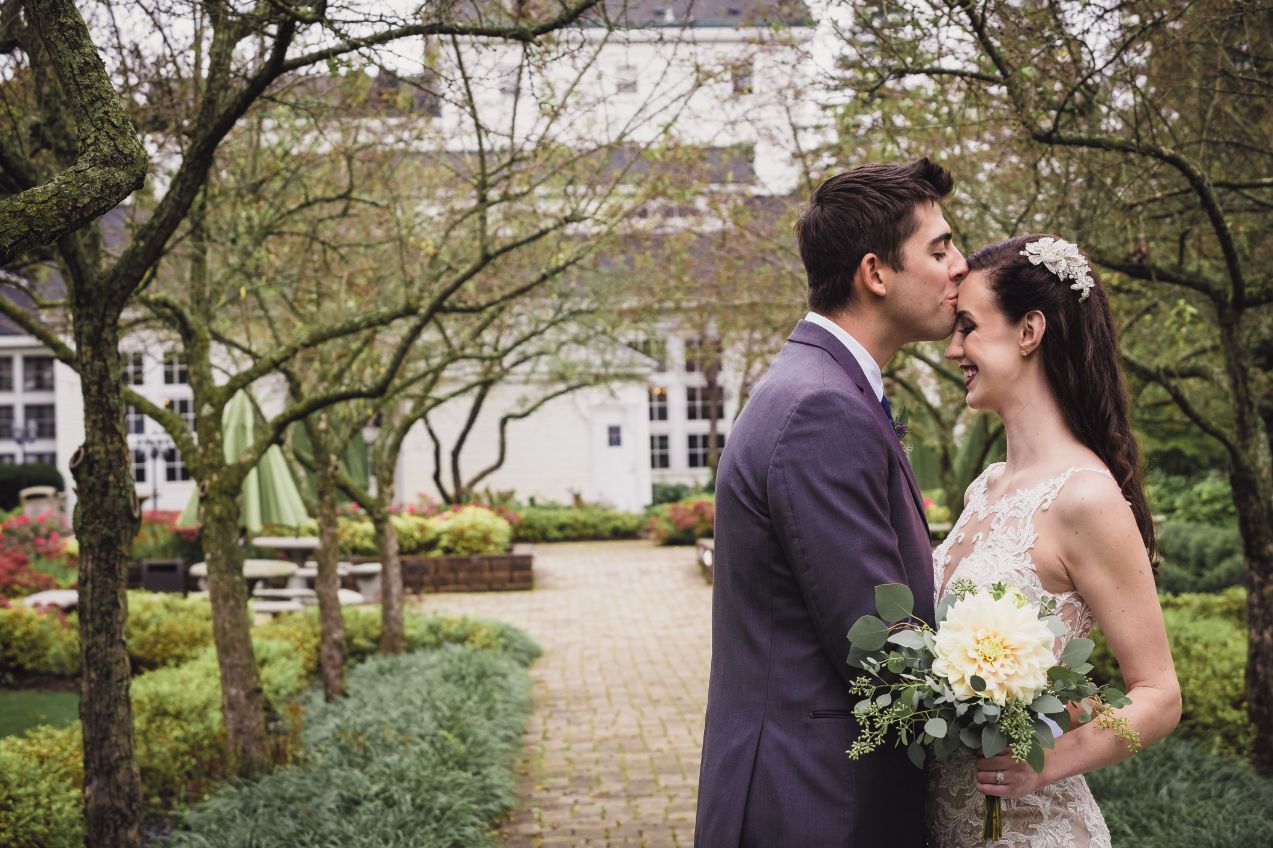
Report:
924,717,948,739
1026,738,1046,773
1061,638,1095,667
876,583,915,624
876,693,893,708
936,593,957,623
848,615,890,651
982,724,1008,757
888,629,927,650
970,675,987,693
1031,694,1065,714
981,703,1000,718
907,740,926,769
959,725,981,749
1033,721,1057,750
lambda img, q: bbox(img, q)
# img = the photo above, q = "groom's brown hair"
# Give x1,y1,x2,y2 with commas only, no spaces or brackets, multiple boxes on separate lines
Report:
796,157,953,314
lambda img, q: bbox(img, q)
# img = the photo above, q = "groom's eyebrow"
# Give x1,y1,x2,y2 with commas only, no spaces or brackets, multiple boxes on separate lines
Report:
928,232,953,250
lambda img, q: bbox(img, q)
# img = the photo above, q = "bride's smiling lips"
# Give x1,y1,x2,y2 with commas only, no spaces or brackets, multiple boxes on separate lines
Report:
961,365,978,389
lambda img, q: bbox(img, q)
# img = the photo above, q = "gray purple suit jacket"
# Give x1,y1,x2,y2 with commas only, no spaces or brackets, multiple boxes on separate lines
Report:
694,320,935,847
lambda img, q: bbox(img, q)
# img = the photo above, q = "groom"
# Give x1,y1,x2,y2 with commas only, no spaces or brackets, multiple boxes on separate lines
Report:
694,158,968,846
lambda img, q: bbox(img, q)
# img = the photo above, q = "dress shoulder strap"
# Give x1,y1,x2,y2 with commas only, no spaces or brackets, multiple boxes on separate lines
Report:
1036,465,1114,515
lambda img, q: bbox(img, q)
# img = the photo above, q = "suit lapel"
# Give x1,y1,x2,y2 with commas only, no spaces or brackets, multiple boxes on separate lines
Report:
788,321,929,528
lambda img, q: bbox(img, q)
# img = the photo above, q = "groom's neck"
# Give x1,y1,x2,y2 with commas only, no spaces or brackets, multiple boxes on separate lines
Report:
820,308,898,369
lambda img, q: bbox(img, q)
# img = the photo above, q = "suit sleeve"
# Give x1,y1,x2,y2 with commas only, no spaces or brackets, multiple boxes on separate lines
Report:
767,384,910,686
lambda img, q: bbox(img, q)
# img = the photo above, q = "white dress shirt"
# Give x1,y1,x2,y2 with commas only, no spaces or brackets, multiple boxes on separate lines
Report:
803,311,885,402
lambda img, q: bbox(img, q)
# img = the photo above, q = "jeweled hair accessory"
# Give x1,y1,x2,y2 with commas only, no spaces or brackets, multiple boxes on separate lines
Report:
1019,237,1095,302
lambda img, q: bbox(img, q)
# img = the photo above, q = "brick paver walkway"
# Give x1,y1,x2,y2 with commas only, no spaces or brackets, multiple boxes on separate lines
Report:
418,540,711,847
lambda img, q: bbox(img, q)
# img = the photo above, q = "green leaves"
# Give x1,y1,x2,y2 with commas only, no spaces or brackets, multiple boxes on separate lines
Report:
1030,694,1065,715
982,724,1008,757
875,583,914,624
887,629,927,650
847,615,889,651
925,717,948,739
1061,638,1095,668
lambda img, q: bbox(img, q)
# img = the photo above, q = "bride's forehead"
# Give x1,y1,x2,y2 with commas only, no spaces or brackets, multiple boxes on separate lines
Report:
956,271,994,306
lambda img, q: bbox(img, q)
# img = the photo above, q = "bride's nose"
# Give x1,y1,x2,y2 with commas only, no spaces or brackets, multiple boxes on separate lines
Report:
944,334,962,360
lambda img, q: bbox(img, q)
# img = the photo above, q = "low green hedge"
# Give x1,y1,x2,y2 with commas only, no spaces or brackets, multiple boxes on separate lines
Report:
0,610,539,848
156,645,532,848
1090,734,1273,847
1090,588,1251,759
513,504,645,543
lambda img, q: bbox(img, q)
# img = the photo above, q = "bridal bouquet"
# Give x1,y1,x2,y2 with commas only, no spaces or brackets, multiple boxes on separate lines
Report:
843,580,1140,840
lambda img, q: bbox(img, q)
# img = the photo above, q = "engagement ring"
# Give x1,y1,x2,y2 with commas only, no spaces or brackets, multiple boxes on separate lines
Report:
995,771,1005,785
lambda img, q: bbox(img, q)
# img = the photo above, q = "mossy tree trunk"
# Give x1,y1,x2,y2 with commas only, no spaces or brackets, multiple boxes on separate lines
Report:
198,486,271,774
309,415,347,700
372,501,405,655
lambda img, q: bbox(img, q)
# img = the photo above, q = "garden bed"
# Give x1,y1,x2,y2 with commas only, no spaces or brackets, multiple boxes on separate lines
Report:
351,543,534,593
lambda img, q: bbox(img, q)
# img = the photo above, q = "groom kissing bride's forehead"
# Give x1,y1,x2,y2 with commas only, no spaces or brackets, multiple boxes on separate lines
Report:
694,157,967,847
696,155,1179,848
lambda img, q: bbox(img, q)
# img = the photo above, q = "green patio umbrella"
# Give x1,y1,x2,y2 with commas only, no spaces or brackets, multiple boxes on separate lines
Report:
177,390,311,533
290,423,371,505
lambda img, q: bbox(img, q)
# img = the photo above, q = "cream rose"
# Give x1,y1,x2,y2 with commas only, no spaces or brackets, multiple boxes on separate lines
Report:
932,591,1055,706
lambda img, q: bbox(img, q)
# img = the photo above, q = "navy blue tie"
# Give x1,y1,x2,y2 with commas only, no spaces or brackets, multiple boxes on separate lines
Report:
880,393,895,424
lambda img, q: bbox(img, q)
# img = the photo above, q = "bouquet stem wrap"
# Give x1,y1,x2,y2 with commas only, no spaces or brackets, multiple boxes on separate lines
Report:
983,796,1002,841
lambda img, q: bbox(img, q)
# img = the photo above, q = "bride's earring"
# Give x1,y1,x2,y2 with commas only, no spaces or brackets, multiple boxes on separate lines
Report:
1020,349,1029,358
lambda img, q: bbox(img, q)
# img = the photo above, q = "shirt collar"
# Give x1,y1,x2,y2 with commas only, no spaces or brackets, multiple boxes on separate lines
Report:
803,311,884,402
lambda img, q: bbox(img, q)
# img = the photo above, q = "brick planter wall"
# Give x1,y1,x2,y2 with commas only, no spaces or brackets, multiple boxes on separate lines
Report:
352,543,533,593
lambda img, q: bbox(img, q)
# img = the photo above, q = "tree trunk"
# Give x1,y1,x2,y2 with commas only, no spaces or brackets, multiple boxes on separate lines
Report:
1234,466,1273,774
72,321,142,848
200,489,271,775
374,503,405,655
313,443,346,700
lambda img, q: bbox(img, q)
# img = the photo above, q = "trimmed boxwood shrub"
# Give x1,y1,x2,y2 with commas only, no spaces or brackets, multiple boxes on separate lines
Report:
513,504,645,543
155,645,533,848
0,464,63,511
0,606,78,681
1090,588,1251,759
433,506,512,555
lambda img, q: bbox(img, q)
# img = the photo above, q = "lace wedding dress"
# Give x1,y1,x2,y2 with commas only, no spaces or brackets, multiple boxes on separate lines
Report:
926,462,1113,848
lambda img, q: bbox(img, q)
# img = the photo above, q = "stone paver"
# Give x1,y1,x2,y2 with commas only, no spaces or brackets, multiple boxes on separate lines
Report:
418,540,711,847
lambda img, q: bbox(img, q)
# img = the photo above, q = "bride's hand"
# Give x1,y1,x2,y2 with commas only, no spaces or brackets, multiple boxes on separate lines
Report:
974,753,1045,799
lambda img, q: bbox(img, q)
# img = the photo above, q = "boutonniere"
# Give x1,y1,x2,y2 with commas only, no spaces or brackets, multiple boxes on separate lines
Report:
893,407,910,446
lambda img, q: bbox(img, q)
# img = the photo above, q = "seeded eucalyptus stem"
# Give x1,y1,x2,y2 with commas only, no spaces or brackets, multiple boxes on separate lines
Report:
983,796,1003,841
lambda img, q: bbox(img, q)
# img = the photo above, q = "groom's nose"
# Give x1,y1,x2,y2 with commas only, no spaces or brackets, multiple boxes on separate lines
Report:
950,249,969,283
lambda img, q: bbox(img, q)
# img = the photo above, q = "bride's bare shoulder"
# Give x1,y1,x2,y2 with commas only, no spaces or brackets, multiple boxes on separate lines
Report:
1048,466,1137,542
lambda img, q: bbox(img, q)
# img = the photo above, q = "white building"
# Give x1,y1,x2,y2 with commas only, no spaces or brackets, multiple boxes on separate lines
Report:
8,0,823,515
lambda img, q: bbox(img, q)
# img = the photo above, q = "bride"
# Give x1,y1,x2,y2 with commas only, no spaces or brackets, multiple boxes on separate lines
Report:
928,235,1182,847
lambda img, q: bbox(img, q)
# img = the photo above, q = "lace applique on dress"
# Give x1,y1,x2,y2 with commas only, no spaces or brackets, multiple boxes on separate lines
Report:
926,463,1113,848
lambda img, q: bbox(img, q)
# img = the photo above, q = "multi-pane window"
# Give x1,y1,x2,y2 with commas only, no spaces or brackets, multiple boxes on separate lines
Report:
163,351,189,385
731,61,754,95
686,386,725,420
26,452,56,466
633,338,666,371
23,356,54,391
24,404,55,438
684,337,720,373
650,435,670,469
648,387,668,421
0,406,12,439
126,405,145,435
688,433,725,469
615,64,638,94
122,351,145,386
171,398,195,431
132,449,147,483
607,425,622,447
164,448,193,482
0,357,12,391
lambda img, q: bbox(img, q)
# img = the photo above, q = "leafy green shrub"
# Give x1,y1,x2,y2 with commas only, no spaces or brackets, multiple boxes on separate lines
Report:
513,504,645,542
1147,471,1237,526
125,592,214,670
337,517,378,556
0,464,63,511
1155,521,1245,593
0,606,79,680
0,722,83,848
433,506,511,555
652,482,698,505
1090,590,1251,758
647,496,714,545
1090,734,1273,847
390,512,437,555
155,646,532,848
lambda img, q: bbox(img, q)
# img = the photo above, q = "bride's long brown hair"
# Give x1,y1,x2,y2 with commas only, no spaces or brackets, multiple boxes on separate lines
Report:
968,234,1157,563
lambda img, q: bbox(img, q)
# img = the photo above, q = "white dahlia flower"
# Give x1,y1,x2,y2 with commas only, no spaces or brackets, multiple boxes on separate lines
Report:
932,591,1055,706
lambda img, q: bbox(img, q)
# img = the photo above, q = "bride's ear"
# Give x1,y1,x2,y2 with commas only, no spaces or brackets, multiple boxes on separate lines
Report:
1019,310,1046,356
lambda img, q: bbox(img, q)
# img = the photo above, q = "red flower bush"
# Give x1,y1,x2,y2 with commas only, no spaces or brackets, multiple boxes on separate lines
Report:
648,497,715,546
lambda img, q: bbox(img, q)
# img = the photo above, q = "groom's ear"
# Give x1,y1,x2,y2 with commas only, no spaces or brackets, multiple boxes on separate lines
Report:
1020,310,1047,355
856,253,889,299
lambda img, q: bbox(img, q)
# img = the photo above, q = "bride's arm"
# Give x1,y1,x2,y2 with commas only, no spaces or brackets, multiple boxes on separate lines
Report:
976,474,1181,798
